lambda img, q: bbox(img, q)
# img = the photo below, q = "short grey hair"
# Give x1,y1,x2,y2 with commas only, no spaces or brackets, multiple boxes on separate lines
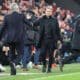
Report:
10,3,19,11
46,5,53,10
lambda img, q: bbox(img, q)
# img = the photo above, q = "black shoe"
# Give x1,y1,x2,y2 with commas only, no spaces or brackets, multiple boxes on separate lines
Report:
42,66,46,73
0,69,5,72
47,68,51,73
0,69,4,72
10,62,16,75
59,60,64,72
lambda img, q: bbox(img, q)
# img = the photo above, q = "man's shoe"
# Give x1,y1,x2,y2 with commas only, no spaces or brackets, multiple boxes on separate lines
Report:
10,62,16,75
0,69,5,72
11,70,16,75
47,68,51,73
42,66,46,73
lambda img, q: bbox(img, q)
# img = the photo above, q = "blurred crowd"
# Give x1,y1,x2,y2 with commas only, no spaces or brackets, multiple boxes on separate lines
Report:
0,0,75,35
0,0,75,30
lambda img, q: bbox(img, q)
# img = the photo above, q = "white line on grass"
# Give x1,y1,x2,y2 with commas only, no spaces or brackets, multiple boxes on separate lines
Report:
0,73,43,76
29,72,80,80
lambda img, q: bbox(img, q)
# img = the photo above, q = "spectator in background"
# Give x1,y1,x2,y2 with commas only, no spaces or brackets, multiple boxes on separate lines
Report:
61,15,80,71
40,0,46,8
52,2,57,15
20,0,29,12
2,0,11,11
32,5,40,17
29,0,35,7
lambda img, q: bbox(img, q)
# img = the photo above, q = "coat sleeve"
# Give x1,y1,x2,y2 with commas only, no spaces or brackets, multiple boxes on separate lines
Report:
76,25,80,33
33,18,44,47
22,14,33,27
0,16,8,42
54,19,62,42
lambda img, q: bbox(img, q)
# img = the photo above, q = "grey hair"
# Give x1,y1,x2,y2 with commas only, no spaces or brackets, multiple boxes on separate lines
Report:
10,3,19,11
46,5,53,10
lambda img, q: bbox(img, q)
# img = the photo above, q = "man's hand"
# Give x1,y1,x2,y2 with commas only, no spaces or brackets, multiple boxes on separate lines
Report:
2,46,10,56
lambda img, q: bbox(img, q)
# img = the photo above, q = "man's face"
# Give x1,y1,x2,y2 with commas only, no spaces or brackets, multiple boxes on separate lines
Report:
45,6,52,17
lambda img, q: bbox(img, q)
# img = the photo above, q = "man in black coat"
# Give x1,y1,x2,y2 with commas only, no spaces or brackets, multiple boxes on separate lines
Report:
35,5,62,73
0,3,32,75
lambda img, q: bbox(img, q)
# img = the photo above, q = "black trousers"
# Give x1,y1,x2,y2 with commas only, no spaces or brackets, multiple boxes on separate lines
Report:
0,47,9,65
40,41,54,69
8,42,24,65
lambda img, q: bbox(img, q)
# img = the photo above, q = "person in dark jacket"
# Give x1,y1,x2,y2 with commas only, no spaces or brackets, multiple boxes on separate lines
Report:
21,11,35,71
0,3,32,75
31,11,41,70
61,15,80,71
22,10,41,70
34,5,62,73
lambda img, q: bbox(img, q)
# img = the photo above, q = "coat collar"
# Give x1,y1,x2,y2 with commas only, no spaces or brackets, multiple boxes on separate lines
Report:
43,15,52,19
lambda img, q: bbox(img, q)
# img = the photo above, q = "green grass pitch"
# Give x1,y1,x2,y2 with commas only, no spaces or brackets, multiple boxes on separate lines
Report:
0,63,80,80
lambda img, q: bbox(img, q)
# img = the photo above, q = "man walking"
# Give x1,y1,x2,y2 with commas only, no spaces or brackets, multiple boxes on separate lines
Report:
0,3,31,75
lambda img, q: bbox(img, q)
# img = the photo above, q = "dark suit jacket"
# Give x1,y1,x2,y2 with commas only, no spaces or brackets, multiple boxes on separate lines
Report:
1,12,31,43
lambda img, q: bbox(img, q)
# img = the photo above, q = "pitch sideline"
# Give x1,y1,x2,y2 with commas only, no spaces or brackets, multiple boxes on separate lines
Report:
29,72,80,80
0,72,43,76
